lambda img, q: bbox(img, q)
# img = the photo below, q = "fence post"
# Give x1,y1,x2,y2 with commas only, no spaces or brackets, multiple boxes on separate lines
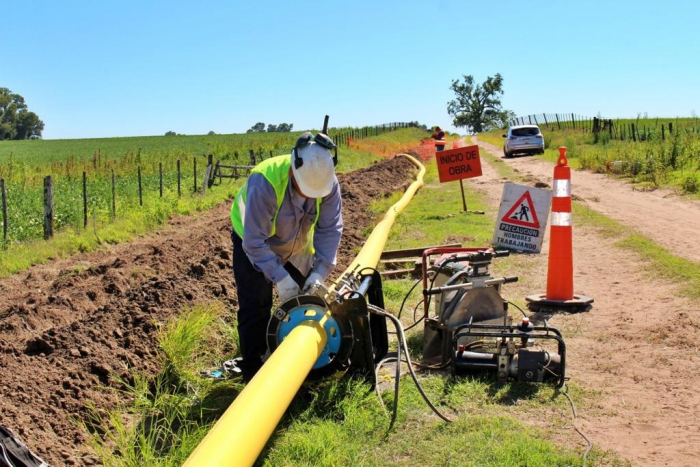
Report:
662,124,665,141
177,159,181,197
138,166,143,206
1,178,7,247
193,157,197,193
202,164,211,195
159,162,163,197
249,149,256,166
543,113,549,129
82,171,88,228
44,176,54,240
111,170,116,218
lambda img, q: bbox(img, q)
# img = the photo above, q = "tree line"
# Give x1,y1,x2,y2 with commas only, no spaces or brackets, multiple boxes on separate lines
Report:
247,122,293,133
0,88,44,140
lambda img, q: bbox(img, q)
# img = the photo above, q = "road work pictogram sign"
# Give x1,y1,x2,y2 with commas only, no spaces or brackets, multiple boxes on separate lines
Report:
492,182,551,253
435,145,482,183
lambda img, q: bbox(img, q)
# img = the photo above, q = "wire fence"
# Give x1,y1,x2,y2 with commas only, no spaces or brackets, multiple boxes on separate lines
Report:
511,113,700,143
0,122,417,248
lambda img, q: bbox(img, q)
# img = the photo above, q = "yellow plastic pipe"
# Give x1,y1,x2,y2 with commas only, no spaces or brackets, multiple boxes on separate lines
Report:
334,154,426,287
184,320,328,467
184,154,425,467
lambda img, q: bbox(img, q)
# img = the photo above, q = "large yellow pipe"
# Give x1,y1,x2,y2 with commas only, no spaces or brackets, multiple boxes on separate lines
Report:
333,154,426,288
184,320,328,467
184,154,425,467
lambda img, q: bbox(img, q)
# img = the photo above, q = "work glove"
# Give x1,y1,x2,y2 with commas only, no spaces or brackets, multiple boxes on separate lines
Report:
276,275,301,303
302,271,324,294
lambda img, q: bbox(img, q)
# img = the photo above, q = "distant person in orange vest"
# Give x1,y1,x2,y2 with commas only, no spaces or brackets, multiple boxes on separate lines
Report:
431,126,446,151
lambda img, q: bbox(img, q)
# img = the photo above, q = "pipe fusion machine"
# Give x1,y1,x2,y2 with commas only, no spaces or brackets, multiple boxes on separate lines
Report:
269,247,566,388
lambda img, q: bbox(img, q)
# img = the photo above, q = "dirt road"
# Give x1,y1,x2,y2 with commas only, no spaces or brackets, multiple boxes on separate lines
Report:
477,138,700,264
474,137,700,466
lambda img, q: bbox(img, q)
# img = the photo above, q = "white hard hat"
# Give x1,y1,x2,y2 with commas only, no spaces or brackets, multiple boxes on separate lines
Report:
291,137,336,198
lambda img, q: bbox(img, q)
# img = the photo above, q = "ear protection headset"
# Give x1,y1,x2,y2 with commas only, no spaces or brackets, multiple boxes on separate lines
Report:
293,132,338,169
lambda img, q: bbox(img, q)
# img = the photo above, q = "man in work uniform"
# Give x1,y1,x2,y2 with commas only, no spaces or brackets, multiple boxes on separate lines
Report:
230,132,343,382
431,126,446,151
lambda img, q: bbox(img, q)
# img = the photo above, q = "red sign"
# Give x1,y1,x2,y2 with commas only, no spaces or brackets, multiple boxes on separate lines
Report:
435,145,482,183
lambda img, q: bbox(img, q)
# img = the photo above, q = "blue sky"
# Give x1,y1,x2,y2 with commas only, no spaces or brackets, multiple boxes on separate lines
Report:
1,0,698,139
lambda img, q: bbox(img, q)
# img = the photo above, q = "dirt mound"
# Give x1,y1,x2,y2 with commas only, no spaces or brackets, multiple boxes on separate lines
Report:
0,155,418,466
335,155,417,273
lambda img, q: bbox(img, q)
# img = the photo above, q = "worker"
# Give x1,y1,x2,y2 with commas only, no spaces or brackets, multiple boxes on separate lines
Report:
431,126,446,151
230,132,343,382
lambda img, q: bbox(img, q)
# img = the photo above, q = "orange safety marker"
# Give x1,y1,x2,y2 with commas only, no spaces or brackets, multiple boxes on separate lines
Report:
526,147,593,312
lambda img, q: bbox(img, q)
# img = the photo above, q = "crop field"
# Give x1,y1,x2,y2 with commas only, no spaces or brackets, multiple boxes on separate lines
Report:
0,125,424,276
482,116,700,194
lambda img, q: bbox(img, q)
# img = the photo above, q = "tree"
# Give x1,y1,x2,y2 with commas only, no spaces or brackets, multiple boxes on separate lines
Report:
165,131,177,136
16,111,44,139
447,74,509,133
276,123,293,132
266,123,277,133
207,130,216,135
0,88,44,140
247,122,266,133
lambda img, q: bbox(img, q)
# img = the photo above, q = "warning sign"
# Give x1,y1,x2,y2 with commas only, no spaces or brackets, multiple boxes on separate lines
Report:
435,145,482,183
492,183,551,253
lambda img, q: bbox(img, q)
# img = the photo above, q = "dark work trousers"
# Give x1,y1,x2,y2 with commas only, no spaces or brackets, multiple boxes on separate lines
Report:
436,145,445,151
231,230,306,381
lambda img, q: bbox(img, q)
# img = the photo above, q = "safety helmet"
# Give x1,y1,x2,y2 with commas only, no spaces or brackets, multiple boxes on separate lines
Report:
291,132,337,198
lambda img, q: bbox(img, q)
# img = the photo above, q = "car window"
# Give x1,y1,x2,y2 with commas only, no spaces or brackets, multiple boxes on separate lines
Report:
511,127,540,137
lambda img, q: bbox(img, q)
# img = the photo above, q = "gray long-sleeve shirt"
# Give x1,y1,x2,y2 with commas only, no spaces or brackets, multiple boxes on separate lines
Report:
241,172,343,283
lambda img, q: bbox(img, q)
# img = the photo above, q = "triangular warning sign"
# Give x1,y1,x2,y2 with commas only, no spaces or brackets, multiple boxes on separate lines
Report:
501,191,540,228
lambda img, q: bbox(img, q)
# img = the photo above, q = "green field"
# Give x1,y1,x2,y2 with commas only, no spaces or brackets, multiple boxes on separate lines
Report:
0,126,426,276
482,116,700,195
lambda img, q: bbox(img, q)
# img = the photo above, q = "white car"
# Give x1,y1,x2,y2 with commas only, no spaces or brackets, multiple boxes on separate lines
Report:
502,125,545,158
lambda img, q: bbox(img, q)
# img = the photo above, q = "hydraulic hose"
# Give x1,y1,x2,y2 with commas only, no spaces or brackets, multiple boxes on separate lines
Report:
368,304,453,424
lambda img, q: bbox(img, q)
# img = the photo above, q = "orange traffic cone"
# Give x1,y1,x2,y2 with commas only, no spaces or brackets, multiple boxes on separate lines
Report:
526,147,593,312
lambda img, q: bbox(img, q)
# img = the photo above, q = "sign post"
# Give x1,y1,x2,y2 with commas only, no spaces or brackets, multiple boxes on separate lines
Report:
435,144,484,214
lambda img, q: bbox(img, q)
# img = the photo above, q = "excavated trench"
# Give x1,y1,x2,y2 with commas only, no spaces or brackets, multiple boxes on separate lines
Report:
0,155,417,466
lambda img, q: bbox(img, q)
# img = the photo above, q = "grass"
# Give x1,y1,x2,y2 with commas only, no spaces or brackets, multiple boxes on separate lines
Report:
0,179,240,277
88,299,614,467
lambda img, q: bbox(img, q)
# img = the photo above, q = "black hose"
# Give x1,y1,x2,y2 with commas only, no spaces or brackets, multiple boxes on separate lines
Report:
368,304,452,424
561,384,593,467
397,277,423,319
505,299,528,317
